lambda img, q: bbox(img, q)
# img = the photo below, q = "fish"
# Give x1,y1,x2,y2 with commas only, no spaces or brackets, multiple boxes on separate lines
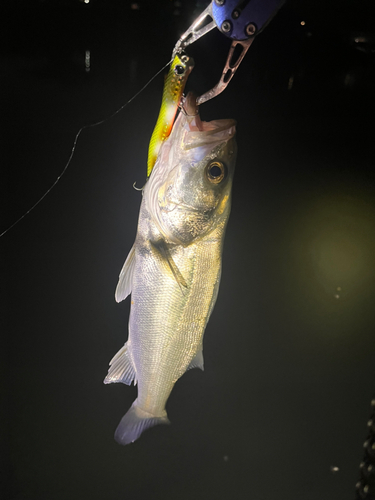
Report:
104,92,237,445
146,52,194,178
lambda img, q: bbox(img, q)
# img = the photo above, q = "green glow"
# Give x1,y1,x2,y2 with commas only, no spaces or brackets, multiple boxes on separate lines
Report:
279,191,375,338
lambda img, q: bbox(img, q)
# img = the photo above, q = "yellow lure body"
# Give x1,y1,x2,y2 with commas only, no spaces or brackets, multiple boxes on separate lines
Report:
147,53,194,177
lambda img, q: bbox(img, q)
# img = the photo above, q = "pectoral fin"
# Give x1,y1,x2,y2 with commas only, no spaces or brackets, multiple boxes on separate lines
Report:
151,239,187,290
115,245,136,303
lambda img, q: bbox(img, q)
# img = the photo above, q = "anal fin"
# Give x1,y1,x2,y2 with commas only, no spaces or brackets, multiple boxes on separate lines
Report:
187,347,204,371
104,343,137,386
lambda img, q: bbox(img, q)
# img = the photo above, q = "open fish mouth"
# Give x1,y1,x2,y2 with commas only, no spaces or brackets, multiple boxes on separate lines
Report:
180,91,236,150
183,119,237,150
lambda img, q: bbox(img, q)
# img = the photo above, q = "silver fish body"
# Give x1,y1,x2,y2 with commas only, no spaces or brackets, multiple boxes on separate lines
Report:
105,96,237,445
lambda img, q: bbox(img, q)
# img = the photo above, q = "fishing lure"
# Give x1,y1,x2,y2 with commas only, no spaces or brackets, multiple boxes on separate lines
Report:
146,53,194,178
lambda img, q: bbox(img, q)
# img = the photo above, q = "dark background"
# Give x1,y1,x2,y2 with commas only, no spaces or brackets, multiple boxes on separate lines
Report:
2,1,375,499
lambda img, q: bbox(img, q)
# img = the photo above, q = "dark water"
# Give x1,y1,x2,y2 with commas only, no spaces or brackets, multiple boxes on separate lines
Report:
2,1,375,499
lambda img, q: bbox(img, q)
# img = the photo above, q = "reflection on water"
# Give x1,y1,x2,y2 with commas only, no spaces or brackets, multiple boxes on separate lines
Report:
310,196,375,299
85,49,90,72
278,191,375,339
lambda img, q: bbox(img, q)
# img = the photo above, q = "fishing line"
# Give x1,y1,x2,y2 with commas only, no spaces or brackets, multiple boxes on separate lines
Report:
0,58,173,239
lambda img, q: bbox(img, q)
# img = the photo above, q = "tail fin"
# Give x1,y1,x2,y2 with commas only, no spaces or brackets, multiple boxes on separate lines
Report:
114,402,170,445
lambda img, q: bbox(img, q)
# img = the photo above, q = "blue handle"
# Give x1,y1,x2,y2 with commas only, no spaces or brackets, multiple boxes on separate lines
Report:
212,0,284,41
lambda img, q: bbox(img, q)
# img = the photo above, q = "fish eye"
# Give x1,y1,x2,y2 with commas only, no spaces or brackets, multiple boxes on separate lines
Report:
206,161,226,184
174,65,185,75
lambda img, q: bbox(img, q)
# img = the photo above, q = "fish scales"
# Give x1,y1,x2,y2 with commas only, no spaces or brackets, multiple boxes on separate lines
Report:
105,92,237,444
131,240,220,411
